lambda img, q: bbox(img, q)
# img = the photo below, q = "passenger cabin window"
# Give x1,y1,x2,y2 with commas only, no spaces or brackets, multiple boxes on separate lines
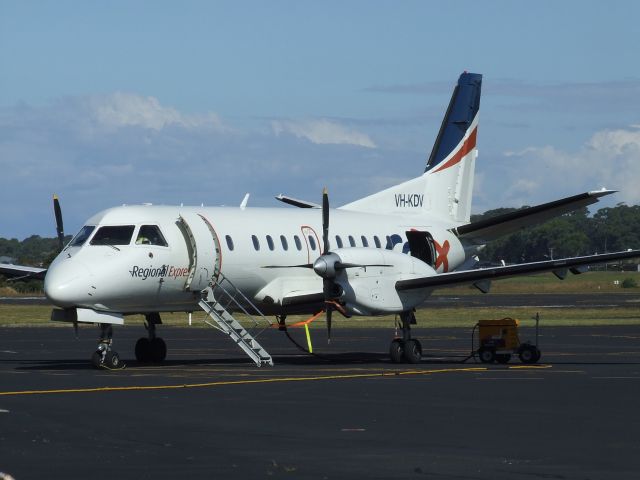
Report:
348,235,356,247
136,225,168,246
91,225,135,246
308,235,317,251
252,235,260,250
374,236,381,248
335,235,343,248
280,235,288,251
294,235,302,251
361,236,369,247
225,235,234,251
69,225,95,247
266,235,275,251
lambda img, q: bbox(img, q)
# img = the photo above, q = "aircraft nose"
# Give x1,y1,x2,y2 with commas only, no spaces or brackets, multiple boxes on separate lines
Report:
44,260,91,307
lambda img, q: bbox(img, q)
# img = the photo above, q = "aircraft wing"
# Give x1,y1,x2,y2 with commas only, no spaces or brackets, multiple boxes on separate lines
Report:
453,190,615,244
0,263,47,280
396,249,640,292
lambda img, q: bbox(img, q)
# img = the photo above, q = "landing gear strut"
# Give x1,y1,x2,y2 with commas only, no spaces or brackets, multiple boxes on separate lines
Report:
91,323,121,369
389,311,422,364
135,313,167,363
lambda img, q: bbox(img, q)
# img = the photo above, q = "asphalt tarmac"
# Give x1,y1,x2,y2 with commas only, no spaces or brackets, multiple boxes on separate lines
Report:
1,323,640,479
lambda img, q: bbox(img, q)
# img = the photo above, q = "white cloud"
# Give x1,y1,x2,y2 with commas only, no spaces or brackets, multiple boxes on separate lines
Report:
0,95,390,238
499,125,640,205
86,92,226,131
271,119,376,148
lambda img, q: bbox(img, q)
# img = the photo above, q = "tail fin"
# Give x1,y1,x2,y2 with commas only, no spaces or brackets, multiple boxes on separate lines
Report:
340,72,482,225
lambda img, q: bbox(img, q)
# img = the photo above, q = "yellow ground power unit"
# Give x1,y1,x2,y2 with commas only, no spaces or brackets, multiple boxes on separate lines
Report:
475,316,541,364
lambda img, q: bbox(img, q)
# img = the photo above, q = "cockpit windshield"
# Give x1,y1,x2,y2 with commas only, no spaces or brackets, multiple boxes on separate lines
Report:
68,225,96,247
90,225,136,246
135,225,169,246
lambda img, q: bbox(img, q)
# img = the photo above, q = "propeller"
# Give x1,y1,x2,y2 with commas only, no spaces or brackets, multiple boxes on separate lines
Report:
264,187,391,342
320,187,335,342
53,194,65,252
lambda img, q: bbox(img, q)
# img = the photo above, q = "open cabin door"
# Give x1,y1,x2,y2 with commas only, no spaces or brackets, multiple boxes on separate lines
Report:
405,230,437,268
178,212,222,292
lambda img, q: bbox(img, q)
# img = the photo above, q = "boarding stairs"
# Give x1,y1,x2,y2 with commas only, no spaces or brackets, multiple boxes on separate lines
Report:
198,271,274,367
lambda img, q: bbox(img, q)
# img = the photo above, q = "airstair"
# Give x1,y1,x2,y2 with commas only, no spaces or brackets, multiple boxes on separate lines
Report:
198,271,274,367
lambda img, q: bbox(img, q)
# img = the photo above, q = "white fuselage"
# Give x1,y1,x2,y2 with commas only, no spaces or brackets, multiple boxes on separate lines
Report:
44,204,466,316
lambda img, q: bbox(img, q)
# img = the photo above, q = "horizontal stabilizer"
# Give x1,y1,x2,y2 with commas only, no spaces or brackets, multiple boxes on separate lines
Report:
396,249,640,292
275,194,320,209
454,189,615,244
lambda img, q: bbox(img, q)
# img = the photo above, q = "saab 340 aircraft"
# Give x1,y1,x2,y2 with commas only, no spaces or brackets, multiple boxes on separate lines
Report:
3,72,639,368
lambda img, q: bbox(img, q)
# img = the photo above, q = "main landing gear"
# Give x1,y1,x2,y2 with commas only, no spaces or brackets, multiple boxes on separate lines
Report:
91,323,122,369
389,311,422,364
134,313,167,363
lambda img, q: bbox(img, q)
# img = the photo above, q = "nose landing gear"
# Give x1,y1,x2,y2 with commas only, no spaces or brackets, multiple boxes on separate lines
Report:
91,324,123,369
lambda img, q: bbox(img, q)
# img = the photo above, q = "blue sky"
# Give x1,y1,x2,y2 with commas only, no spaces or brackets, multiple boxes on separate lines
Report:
1,0,639,238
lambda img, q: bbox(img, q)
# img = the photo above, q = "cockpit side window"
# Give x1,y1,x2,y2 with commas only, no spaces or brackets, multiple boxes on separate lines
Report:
69,225,96,247
136,225,168,246
90,225,135,246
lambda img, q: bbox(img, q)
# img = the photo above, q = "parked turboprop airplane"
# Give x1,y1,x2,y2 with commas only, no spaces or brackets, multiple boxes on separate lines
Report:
2,72,639,368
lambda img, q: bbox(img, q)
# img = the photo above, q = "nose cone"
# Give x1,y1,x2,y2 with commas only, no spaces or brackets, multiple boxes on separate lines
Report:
44,259,91,307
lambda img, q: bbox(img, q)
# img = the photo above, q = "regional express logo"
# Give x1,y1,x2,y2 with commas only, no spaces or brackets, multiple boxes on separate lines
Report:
129,265,189,280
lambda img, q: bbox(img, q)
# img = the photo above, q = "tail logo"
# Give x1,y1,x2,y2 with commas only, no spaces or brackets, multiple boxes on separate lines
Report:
434,239,450,272
431,127,478,174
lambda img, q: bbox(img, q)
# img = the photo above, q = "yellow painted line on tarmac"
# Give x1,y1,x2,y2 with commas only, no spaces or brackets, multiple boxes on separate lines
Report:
0,366,487,397
508,365,553,370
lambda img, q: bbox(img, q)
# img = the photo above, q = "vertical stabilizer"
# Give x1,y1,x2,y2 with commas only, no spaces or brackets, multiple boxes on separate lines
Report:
340,72,482,225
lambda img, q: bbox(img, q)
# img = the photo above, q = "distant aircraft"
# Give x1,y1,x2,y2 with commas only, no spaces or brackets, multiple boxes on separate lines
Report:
2,72,638,368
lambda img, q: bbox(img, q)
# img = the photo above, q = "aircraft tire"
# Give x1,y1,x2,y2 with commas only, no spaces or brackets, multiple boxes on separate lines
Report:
150,338,167,362
91,351,103,368
135,338,151,362
389,339,404,363
478,347,495,364
104,351,121,369
403,339,422,364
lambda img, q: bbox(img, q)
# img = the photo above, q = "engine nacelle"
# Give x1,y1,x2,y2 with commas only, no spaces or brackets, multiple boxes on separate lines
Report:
329,248,437,315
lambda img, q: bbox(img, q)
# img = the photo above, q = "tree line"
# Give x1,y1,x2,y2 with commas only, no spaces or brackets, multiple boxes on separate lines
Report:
476,204,640,264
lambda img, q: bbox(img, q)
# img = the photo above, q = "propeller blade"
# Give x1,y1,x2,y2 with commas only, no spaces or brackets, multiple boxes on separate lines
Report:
322,187,329,255
262,264,313,269
326,305,332,344
335,262,393,270
53,194,64,252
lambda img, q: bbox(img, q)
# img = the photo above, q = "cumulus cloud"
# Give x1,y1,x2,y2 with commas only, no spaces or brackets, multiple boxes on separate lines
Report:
0,94,392,238
499,125,640,206
271,119,376,148
87,92,225,131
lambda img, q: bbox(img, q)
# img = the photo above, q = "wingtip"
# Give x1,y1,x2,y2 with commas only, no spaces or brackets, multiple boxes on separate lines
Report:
588,188,617,197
